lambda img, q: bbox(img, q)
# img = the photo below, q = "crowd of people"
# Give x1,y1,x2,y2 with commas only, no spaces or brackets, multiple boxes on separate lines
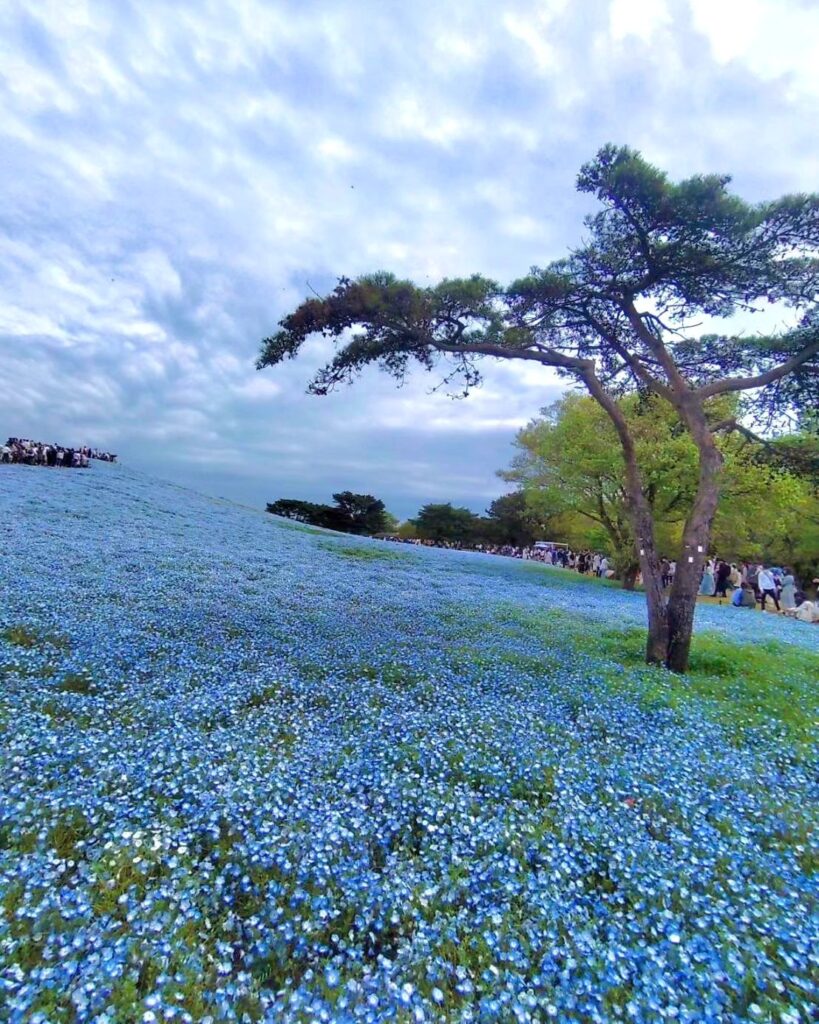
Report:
382,535,818,623
524,546,613,576
382,536,615,575
1,437,117,469
699,558,819,622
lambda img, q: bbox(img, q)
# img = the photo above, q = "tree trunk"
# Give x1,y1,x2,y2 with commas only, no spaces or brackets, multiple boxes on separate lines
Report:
581,367,669,664
665,411,724,673
633,503,669,664
612,466,668,662
621,565,638,590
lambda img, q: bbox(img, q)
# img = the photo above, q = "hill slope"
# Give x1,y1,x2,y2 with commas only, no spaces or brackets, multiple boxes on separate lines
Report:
1,463,816,1024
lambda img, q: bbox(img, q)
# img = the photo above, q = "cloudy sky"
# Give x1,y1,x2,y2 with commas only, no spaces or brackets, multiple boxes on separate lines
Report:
1,0,817,518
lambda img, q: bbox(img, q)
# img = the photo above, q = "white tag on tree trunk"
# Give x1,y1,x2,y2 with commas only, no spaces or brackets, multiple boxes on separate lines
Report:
697,545,703,552
688,556,694,563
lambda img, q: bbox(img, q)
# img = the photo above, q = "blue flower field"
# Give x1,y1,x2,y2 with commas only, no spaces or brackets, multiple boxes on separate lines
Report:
1,463,817,1024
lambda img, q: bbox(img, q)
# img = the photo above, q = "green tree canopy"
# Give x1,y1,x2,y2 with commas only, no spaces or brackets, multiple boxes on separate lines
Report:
266,498,328,524
504,393,815,584
411,502,479,543
329,491,389,535
484,491,548,547
267,491,390,536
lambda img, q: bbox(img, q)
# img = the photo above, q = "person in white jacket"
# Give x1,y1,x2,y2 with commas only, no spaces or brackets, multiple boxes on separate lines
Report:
757,567,780,612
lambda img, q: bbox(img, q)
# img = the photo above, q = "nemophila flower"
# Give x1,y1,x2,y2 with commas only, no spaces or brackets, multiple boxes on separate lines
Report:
0,463,817,1023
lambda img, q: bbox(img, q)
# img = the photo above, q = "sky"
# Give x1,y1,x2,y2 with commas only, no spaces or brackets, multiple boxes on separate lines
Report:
1,0,818,519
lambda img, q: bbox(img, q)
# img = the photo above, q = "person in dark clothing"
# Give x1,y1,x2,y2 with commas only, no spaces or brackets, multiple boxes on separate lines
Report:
715,560,732,598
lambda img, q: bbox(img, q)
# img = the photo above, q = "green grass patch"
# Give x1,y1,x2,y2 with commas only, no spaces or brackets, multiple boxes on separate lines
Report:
1,625,41,647
505,606,817,754
58,671,94,695
520,562,627,590
1,625,71,651
588,625,816,744
320,542,406,562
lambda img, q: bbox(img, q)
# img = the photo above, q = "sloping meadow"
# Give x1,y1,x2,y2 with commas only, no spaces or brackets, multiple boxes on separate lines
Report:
1,464,816,1024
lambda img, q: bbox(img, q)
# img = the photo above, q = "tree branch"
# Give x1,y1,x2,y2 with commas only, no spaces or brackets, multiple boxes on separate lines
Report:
622,300,690,393
710,418,768,446
584,308,675,400
432,339,588,371
696,337,819,399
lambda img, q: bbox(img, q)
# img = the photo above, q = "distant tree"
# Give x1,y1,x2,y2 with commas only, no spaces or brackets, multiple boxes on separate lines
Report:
484,491,544,547
381,511,401,534
266,498,329,524
329,491,389,535
258,145,818,671
412,502,479,542
266,492,390,535
715,423,818,583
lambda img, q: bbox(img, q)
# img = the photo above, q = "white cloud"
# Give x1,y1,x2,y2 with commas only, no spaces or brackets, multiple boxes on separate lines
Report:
688,0,819,97
0,0,815,516
609,0,671,42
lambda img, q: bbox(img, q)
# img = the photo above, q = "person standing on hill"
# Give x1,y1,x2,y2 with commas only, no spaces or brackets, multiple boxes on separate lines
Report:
757,566,781,612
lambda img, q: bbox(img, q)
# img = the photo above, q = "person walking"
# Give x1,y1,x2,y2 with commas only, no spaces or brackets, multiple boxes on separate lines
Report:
757,566,781,612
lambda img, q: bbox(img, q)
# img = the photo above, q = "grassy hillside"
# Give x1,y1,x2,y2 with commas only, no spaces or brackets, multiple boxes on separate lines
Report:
1,463,816,1024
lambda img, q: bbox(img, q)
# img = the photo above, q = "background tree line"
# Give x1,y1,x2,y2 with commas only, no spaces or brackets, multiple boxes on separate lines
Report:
266,491,397,536
267,400,816,586
398,493,545,546
266,490,544,546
